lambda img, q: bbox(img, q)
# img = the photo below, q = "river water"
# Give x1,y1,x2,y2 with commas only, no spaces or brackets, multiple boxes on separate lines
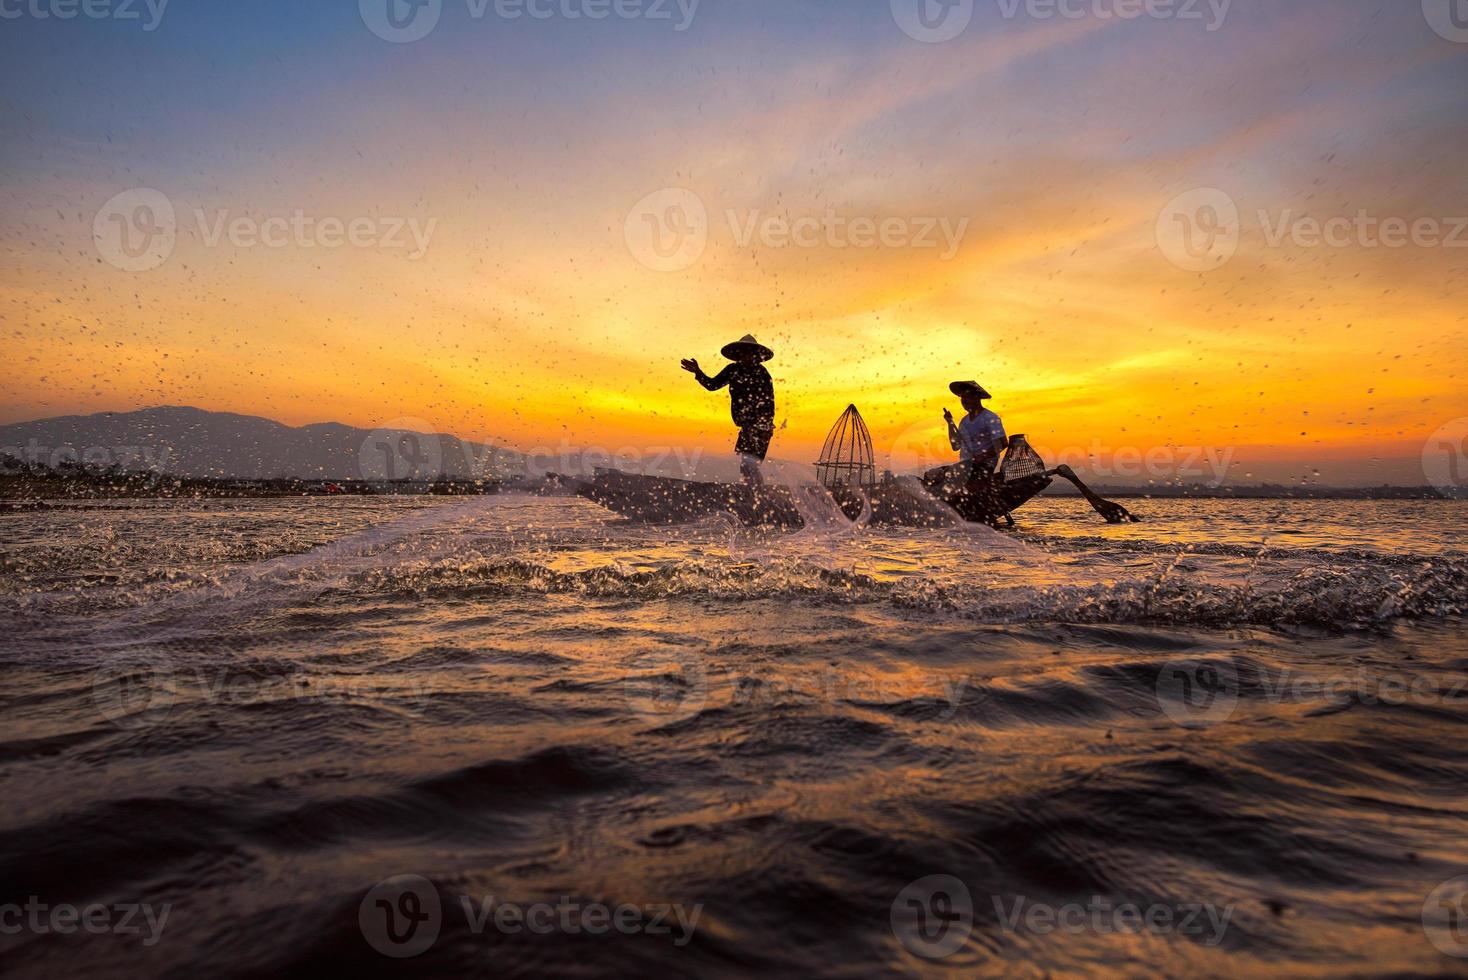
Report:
1,495,1465,977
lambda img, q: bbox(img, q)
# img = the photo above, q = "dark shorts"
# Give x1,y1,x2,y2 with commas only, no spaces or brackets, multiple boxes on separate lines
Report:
735,425,774,461
924,457,997,490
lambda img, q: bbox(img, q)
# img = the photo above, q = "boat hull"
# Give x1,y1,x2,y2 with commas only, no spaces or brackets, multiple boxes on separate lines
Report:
577,469,1052,529
579,468,805,527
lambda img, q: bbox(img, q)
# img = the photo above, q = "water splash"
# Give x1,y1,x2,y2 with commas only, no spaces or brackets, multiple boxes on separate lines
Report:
891,475,1042,557
11,495,512,656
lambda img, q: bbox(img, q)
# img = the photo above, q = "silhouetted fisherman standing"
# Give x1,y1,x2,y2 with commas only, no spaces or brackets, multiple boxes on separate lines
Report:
682,334,776,485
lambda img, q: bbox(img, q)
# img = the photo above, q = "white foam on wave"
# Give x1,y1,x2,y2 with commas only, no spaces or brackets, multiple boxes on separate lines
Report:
48,495,517,656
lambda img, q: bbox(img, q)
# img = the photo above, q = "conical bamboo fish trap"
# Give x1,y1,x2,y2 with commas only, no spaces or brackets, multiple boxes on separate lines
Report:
816,404,877,490
999,434,1047,482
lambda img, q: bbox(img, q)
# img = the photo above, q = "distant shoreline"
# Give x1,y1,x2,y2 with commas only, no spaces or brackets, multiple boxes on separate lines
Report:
0,470,1457,505
1039,485,1455,501
0,473,507,503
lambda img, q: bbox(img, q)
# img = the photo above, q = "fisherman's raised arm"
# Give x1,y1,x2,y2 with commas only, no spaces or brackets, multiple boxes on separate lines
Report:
682,358,732,391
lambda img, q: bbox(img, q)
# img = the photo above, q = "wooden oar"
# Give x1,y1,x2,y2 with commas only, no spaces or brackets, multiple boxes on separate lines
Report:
1048,464,1141,524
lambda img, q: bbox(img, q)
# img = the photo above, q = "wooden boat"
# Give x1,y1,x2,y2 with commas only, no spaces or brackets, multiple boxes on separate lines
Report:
575,406,1135,529
575,467,1053,529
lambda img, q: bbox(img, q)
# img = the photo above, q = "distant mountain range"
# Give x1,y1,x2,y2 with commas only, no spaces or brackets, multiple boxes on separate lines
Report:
0,406,767,484
0,406,523,481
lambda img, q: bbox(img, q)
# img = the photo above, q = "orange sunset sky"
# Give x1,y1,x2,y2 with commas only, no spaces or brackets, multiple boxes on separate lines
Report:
1,0,1464,484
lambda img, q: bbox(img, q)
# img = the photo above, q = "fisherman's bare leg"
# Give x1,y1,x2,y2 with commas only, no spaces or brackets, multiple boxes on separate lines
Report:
740,454,764,486
735,426,773,487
